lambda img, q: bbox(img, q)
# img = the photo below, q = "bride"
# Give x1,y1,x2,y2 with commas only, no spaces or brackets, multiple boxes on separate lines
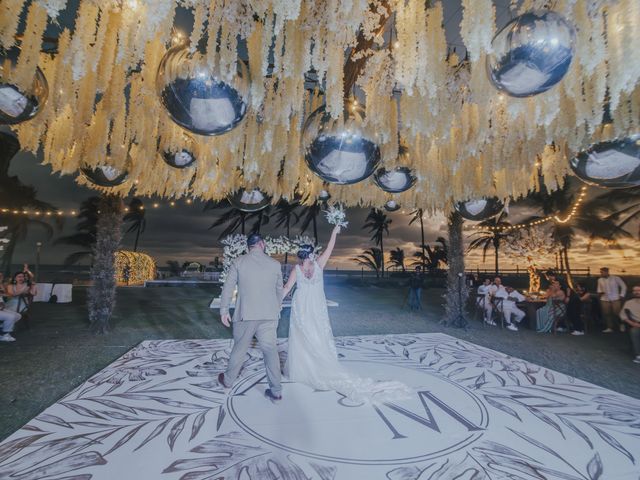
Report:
282,224,412,403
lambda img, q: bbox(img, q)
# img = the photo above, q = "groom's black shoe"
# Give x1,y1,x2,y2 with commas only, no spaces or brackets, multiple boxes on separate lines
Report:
264,389,282,403
218,373,230,389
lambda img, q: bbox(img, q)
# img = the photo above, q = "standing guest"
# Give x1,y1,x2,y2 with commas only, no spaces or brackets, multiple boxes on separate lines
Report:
477,278,495,325
536,280,567,333
4,267,37,313
0,273,21,342
494,285,526,331
620,285,640,364
407,266,424,311
567,283,585,336
597,267,627,333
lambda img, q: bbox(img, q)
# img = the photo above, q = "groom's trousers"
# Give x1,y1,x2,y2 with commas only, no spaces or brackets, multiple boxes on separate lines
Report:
225,320,282,396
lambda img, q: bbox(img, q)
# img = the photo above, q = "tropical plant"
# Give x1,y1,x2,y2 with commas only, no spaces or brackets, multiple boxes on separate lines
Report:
88,195,123,334
166,260,181,277
123,198,146,252
466,212,513,274
413,236,448,271
363,208,391,276
274,198,300,264
206,199,271,239
388,247,406,272
444,211,469,325
55,196,101,266
300,201,323,245
352,247,384,278
520,180,630,287
0,132,61,275
409,209,426,269
588,186,640,238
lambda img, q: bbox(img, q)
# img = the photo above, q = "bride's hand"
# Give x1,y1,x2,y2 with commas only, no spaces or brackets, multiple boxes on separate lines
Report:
332,225,341,235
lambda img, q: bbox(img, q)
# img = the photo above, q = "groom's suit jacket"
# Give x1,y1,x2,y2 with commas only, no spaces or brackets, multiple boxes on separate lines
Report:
220,248,284,322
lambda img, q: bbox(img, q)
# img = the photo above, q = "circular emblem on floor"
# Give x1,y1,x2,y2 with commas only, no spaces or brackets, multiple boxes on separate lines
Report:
227,360,488,465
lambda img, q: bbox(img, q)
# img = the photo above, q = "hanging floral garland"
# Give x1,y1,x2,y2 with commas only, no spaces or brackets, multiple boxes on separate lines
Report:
0,0,638,214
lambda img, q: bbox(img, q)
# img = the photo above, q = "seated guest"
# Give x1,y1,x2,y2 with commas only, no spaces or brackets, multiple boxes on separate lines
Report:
536,280,567,333
4,267,37,313
477,278,495,325
494,285,526,331
0,275,21,342
619,285,640,364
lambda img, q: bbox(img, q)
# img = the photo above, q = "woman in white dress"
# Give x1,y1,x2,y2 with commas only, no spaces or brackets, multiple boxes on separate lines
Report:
282,225,412,403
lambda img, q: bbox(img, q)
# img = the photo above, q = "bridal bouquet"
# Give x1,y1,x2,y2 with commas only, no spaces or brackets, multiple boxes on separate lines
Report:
324,204,348,228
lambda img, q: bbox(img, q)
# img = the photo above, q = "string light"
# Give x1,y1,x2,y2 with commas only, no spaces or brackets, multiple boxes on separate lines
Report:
470,186,588,232
0,198,196,218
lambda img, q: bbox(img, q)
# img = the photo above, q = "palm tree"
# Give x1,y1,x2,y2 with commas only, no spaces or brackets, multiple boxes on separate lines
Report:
123,198,146,252
409,209,426,269
0,132,61,275
300,201,323,245
413,236,449,271
363,208,391,276
88,195,123,334
55,197,101,266
352,247,383,278
466,212,513,274
388,247,406,272
521,180,630,287
205,201,249,239
274,199,300,264
588,186,640,238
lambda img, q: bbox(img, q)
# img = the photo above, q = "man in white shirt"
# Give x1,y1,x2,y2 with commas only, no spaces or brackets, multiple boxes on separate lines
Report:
494,285,526,331
477,278,496,326
597,267,627,333
619,285,640,364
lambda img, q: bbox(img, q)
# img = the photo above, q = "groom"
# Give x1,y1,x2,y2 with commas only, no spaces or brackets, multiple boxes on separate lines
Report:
218,233,284,402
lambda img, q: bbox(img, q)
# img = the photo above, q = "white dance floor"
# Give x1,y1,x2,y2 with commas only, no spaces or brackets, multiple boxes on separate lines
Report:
1,333,639,479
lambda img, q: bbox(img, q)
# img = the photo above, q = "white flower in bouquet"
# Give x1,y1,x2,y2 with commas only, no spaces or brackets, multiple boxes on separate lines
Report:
324,204,349,228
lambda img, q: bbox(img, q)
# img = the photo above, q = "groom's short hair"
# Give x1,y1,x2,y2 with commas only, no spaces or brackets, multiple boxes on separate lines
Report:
247,234,263,248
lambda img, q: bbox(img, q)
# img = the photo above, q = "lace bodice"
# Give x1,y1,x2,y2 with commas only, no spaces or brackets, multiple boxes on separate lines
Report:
295,262,323,287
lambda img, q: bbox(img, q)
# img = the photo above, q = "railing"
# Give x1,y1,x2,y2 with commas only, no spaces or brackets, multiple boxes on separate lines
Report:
465,267,592,276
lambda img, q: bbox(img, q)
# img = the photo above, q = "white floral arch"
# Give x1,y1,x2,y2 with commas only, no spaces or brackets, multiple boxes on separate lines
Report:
0,226,8,251
220,234,321,283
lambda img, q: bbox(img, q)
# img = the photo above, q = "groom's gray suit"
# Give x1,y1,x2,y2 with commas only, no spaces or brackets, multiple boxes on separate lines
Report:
220,247,284,395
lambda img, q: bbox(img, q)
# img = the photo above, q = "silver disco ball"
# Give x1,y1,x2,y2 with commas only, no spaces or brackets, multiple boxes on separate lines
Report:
374,166,416,193
156,46,249,136
81,164,129,187
161,135,197,169
0,48,48,125
318,190,331,202
302,105,381,185
384,200,401,212
455,197,504,221
228,188,271,212
570,134,640,189
487,11,575,98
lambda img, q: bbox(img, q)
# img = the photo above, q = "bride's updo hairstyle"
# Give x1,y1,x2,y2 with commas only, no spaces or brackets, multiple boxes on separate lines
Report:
297,244,314,261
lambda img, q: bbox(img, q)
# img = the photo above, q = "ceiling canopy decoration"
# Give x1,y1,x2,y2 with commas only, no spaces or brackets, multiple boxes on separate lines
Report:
1,0,639,213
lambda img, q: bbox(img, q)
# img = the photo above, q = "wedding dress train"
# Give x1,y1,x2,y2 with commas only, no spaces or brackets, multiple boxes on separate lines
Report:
286,262,413,403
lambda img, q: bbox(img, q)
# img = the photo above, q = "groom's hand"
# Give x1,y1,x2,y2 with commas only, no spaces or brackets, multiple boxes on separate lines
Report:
221,313,231,327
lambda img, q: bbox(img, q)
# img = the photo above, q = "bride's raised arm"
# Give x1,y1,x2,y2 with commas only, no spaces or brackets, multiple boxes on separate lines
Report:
317,225,341,269
282,267,297,300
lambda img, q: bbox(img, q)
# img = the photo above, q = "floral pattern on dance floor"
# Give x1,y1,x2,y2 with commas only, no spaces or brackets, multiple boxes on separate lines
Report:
1,333,639,479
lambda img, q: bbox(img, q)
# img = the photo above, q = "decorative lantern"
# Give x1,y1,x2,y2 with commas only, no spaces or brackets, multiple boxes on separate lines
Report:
487,11,575,97
161,135,197,169
569,134,640,189
156,46,249,136
302,105,381,185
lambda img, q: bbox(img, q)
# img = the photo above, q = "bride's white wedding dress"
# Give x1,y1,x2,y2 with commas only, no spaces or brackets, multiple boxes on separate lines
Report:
286,261,413,403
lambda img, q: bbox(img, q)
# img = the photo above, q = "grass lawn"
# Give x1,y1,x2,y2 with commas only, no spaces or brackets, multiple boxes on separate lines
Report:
1,277,639,441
